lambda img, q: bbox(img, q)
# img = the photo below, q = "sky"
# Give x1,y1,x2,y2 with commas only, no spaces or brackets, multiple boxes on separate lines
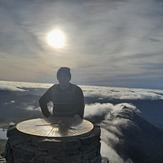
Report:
0,0,163,89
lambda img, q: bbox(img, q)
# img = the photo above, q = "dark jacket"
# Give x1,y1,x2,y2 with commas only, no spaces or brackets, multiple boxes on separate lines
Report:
39,83,85,118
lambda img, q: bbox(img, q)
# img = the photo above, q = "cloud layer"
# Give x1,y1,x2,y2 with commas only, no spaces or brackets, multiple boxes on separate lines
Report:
0,81,163,162
1,80,163,100
0,0,163,89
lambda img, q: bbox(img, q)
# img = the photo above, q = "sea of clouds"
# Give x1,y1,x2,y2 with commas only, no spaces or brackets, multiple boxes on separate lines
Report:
0,80,163,162
1,80,163,100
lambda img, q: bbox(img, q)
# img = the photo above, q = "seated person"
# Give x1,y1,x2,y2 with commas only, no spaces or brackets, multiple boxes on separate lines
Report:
39,67,85,118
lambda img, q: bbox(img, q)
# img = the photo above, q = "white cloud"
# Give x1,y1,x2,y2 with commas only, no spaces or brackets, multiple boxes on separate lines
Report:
0,81,26,92
82,85,163,100
0,80,52,92
23,105,41,113
101,140,125,163
84,103,114,117
0,80,163,100
84,102,138,162
0,0,163,88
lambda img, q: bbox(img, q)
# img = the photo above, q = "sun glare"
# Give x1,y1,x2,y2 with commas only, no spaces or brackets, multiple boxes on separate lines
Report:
47,29,65,49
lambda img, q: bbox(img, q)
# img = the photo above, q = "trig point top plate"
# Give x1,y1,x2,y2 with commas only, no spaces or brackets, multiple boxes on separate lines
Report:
16,117,94,138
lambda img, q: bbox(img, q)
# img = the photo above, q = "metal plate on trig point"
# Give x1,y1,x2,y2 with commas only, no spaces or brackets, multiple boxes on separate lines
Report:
16,117,94,137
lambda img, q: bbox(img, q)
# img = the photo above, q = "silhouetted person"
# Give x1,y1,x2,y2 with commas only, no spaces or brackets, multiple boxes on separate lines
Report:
39,67,85,118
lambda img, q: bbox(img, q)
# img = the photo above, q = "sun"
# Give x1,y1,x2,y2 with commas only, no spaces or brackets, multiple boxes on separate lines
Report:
47,29,66,49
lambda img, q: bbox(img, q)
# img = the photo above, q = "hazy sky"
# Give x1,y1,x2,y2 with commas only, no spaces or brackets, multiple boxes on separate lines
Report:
0,0,163,89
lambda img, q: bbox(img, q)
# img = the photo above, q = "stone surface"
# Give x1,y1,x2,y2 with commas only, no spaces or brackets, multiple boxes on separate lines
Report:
4,123,106,163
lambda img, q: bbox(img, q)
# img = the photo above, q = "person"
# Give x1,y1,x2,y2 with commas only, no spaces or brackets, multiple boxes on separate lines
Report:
39,67,85,118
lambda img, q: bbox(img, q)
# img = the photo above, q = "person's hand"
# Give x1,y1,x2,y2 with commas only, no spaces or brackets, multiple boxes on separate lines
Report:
73,114,82,124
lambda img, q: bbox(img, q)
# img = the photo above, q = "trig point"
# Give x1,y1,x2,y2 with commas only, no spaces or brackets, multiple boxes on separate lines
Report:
5,117,109,163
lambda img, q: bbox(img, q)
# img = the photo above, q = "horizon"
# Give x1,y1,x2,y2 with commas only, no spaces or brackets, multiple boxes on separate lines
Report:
1,80,163,101
0,79,163,91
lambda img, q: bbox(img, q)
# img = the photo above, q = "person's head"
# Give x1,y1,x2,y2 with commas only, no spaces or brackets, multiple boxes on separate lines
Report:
57,67,71,88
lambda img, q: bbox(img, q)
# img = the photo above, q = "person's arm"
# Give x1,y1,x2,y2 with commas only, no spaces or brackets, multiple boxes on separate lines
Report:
39,86,54,117
75,86,85,118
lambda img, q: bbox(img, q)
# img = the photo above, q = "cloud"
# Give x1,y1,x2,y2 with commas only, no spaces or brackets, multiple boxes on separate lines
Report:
0,80,52,92
22,105,40,112
0,81,26,92
84,103,114,117
0,0,163,88
82,85,163,100
86,102,163,163
0,80,163,100
0,82,163,162
85,102,140,162
101,140,125,163
69,0,163,87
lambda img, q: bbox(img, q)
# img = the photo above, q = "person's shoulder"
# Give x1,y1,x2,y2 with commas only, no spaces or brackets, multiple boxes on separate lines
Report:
71,83,80,88
71,83,83,92
53,84,59,87
51,84,60,90
48,84,59,91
